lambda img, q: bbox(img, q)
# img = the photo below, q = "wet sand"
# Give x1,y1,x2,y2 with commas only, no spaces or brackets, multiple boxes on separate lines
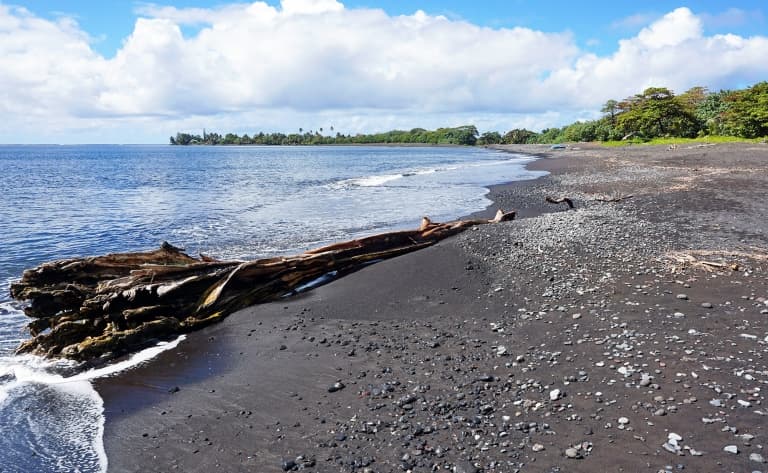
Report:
98,142,768,472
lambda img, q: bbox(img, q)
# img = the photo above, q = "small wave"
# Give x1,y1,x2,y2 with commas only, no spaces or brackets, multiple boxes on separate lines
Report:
0,336,185,472
329,156,532,190
345,173,405,187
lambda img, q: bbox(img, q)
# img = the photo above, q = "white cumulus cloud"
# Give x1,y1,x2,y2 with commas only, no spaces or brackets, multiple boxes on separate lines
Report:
0,2,766,143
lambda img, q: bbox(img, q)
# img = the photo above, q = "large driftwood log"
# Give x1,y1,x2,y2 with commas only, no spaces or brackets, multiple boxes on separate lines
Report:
9,211,515,363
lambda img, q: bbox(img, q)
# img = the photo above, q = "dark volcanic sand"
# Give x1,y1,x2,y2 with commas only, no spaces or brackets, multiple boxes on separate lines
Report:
98,142,768,473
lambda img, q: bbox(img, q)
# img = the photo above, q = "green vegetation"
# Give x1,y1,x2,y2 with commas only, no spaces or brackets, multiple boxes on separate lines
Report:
171,82,768,146
601,135,765,147
170,125,480,146
517,81,768,144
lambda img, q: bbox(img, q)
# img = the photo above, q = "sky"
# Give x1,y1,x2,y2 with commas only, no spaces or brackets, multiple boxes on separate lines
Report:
1,0,766,143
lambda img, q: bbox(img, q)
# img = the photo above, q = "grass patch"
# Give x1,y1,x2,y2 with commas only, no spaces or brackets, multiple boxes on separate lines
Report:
599,136,766,147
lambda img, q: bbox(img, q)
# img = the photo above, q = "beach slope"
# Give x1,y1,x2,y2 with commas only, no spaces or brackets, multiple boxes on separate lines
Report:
100,142,768,472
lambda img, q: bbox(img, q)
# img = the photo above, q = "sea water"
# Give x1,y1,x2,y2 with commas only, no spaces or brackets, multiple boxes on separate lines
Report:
0,145,545,471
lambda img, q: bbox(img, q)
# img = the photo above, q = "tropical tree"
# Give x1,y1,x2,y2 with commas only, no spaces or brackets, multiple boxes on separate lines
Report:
616,87,698,138
478,131,502,145
721,81,768,138
502,128,538,144
601,99,620,126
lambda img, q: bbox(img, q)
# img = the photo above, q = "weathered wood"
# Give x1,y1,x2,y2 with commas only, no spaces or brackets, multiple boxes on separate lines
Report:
545,196,575,209
9,211,515,363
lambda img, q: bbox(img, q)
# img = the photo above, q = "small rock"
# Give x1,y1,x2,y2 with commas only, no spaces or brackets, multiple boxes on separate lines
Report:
676,294,689,300
750,453,766,463
496,345,508,356
453,461,479,473
532,443,545,452
639,375,652,387
549,389,561,401
565,447,580,459
281,459,297,471
724,445,739,454
328,382,345,393
701,302,713,309
572,313,582,319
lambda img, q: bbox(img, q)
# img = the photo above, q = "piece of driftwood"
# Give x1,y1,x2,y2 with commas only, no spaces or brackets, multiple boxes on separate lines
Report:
9,211,515,362
594,194,633,203
545,196,574,209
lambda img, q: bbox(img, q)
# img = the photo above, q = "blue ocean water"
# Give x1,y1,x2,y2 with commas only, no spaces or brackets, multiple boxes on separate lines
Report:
0,144,544,472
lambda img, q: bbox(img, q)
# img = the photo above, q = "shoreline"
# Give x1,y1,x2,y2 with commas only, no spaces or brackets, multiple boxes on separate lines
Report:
94,148,554,419
99,142,768,472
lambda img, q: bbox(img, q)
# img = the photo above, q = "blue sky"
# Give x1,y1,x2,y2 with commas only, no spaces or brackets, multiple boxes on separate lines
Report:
1,1,766,143
19,0,767,57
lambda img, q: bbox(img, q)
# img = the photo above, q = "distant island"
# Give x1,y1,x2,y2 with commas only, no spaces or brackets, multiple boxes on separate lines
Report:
171,81,767,146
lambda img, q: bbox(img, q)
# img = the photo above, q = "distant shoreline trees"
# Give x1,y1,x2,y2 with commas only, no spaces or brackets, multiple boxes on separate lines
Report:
171,82,768,146
170,125,480,146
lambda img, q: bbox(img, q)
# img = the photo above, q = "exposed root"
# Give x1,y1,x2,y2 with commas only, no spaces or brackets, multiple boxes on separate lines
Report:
664,248,768,273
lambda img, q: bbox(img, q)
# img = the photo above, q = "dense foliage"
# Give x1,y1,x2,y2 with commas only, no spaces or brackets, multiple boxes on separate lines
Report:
170,126,479,146
171,82,768,146
515,81,768,143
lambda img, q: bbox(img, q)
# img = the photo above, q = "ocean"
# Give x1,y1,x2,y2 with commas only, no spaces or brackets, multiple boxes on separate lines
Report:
0,144,544,472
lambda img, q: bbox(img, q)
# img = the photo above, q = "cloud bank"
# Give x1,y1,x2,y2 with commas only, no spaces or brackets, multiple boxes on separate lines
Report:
0,2,766,142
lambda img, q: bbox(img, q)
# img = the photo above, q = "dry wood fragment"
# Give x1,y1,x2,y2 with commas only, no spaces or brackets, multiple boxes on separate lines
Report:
545,196,574,209
664,248,768,273
594,194,633,203
9,211,516,363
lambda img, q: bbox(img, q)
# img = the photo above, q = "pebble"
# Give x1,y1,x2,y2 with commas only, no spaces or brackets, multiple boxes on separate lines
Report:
701,302,713,309
676,294,689,300
327,382,345,393
724,445,739,454
565,447,580,459
549,389,561,401
532,443,545,452
750,453,766,463
618,417,629,425
639,374,652,387
453,462,478,473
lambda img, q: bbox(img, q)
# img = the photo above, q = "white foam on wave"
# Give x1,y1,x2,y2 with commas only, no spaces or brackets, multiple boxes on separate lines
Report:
330,155,533,190
345,173,405,187
0,335,185,472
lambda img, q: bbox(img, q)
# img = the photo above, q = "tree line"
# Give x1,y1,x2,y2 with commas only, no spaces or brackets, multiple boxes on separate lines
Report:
491,81,768,144
170,125,481,146
171,81,767,146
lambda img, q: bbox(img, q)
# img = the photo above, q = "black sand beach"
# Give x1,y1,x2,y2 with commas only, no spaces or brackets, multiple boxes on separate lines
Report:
98,142,768,472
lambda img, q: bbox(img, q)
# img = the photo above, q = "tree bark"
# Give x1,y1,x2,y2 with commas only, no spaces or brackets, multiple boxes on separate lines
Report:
9,211,515,363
